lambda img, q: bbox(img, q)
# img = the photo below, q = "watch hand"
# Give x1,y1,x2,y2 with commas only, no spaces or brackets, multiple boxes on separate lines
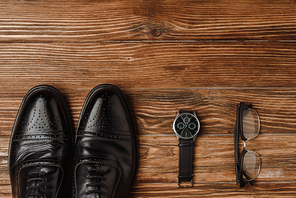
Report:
180,124,188,136
180,128,185,136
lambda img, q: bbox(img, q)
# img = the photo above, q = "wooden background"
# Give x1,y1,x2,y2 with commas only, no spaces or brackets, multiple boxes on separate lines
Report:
1,0,296,197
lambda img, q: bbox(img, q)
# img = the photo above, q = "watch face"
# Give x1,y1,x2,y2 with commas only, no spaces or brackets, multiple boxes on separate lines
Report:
173,113,200,139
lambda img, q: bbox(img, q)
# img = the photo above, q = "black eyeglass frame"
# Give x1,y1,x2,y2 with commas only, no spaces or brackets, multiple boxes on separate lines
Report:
234,102,260,187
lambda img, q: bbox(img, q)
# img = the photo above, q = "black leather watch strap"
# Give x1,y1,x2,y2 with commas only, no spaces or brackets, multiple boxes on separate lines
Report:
178,138,194,187
176,110,196,187
179,110,194,114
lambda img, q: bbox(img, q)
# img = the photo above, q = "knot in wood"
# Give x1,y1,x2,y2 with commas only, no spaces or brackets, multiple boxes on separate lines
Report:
151,29,161,37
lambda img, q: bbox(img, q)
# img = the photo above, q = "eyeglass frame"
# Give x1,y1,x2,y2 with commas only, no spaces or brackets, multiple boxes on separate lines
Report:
234,102,261,187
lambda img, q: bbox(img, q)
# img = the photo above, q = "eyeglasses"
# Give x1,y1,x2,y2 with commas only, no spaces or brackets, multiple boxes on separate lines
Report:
234,102,261,187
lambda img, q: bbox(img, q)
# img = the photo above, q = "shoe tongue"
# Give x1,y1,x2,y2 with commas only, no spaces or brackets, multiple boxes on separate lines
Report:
19,162,63,198
75,159,122,198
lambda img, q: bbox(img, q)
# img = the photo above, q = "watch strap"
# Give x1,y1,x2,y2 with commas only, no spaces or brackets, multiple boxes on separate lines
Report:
179,110,194,115
178,138,194,187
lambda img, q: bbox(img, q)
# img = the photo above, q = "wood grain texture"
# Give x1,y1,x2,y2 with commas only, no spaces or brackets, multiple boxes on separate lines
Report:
1,0,296,197
0,0,296,42
2,88,296,197
0,42,296,89
1,134,296,197
130,183,296,198
137,135,296,183
2,88,296,137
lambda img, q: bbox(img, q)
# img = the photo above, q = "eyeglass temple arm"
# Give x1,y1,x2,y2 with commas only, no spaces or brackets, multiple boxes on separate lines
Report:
235,122,254,186
242,170,254,186
235,163,254,186
234,124,239,183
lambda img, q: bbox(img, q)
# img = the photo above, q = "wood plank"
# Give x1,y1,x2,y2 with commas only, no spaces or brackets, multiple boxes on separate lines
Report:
0,184,11,198
1,0,296,196
1,182,296,198
3,87,296,195
2,134,296,197
0,42,296,89
2,182,296,198
2,135,296,183
2,88,296,137
0,0,296,42
137,135,296,183
131,88,296,136
130,183,296,197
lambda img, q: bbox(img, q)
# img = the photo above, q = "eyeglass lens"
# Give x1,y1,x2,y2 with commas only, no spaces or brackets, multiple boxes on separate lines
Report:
242,108,260,140
243,151,261,181
241,107,261,182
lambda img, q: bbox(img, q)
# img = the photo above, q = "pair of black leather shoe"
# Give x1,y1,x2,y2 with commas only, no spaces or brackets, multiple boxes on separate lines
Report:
9,84,137,198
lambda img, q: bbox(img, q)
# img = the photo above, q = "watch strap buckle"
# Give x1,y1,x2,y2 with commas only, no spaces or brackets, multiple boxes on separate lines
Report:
177,179,193,188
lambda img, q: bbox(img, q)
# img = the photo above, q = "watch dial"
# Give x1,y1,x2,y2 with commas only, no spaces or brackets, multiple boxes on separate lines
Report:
174,113,200,139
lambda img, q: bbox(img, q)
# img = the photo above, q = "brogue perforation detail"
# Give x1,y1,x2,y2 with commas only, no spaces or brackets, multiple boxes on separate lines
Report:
77,131,132,140
80,92,129,132
13,133,69,140
9,85,73,198
73,85,137,198
17,96,66,133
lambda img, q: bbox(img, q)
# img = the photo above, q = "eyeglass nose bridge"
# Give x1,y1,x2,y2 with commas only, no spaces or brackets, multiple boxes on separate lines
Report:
243,141,246,150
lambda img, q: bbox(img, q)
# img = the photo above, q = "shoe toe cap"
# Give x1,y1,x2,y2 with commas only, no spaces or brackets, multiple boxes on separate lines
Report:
15,90,68,134
78,87,133,135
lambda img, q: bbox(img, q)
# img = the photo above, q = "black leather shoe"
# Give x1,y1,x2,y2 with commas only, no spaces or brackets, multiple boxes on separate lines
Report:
73,84,137,198
8,85,73,198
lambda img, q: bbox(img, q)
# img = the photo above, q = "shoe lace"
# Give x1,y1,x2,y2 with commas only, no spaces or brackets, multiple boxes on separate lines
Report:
86,166,107,196
26,170,46,198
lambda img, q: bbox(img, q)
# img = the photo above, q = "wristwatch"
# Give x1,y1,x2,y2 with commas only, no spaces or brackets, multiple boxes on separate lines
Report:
172,110,200,188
